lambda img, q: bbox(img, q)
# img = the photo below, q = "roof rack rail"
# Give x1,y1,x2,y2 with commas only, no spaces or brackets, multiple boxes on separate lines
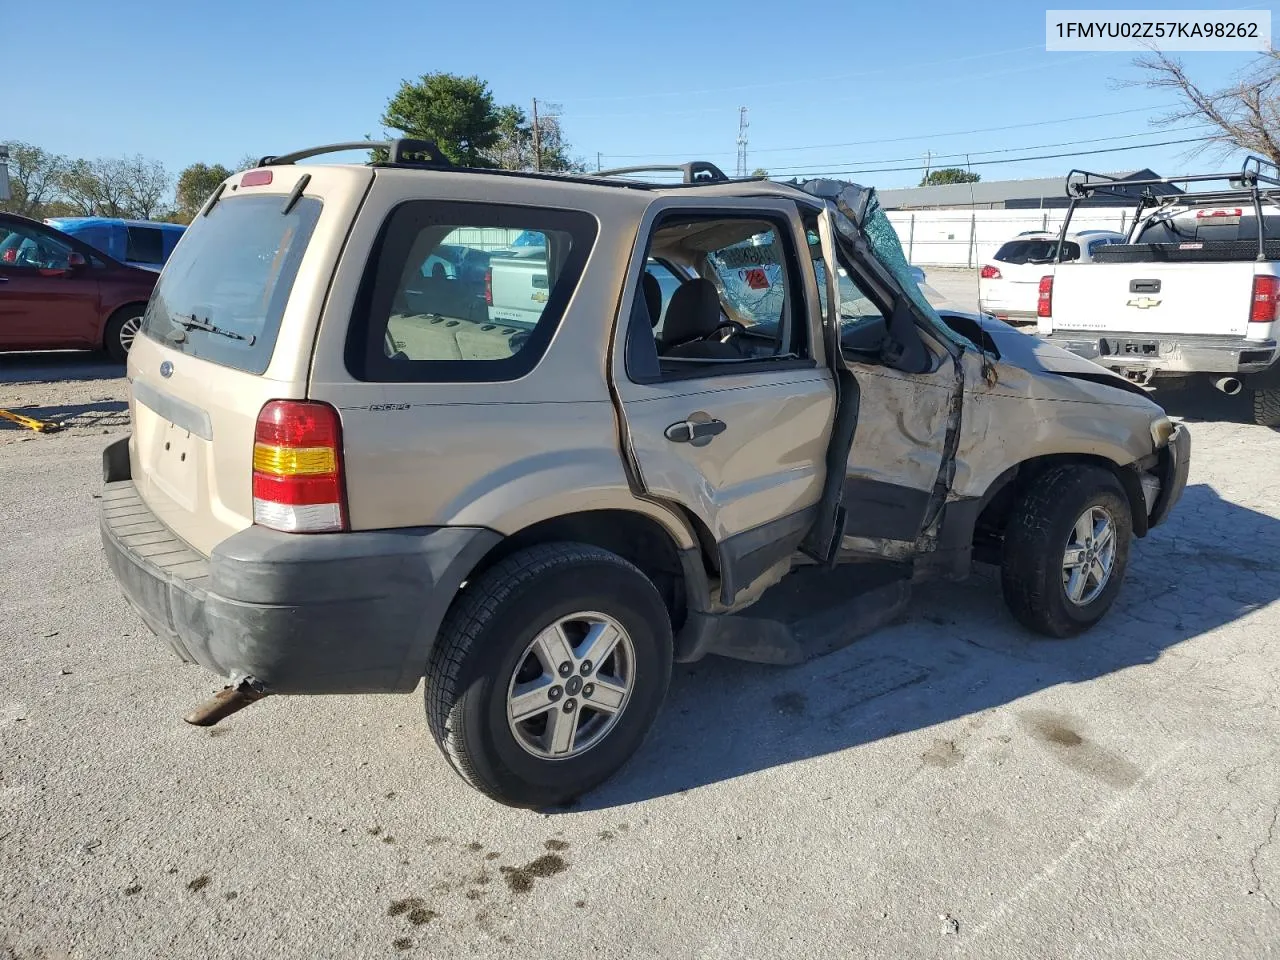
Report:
595,161,733,184
258,139,453,169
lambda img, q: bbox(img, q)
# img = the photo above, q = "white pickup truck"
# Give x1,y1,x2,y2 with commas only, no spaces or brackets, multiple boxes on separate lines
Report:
1037,159,1280,426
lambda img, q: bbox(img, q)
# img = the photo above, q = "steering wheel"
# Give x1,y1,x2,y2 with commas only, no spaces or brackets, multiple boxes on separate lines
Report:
705,320,747,342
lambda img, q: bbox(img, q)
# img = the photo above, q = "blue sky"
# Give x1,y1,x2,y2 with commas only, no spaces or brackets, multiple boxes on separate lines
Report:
6,0,1272,189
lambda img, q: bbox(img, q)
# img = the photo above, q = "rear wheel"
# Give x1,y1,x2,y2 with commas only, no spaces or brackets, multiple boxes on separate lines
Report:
1252,387,1280,428
104,306,145,363
1001,466,1132,638
424,542,673,808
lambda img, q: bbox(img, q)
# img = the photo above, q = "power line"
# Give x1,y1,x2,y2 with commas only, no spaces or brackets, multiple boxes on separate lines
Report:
569,52,1111,119
766,135,1212,179
597,104,1183,160
760,125,1213,173
544,43,1046,104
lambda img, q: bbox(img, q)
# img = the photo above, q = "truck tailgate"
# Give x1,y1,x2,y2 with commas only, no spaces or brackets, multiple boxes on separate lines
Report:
1052,262,1255,337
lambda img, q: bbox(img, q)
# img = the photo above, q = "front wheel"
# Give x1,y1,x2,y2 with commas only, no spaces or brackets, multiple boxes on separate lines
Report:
104,307,145,363
1253,387,1280,428
425,543,673,808
1000,466,1133,638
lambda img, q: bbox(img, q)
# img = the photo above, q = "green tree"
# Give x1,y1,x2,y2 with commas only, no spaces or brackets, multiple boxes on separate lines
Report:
58,158,127,216
920,167,980,186
751,167,769,178
381,72,501,167
118,155,171,219
0,142,68,217
175,162,234,221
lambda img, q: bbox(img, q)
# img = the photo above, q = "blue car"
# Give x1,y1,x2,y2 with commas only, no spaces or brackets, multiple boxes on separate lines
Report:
42,217,185,273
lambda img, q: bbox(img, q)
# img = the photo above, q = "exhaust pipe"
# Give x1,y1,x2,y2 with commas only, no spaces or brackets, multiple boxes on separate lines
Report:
184,677,267,726
1213,376,1243,396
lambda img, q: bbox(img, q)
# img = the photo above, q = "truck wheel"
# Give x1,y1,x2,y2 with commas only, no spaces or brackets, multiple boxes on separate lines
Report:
104,306,146,363
1000,466,1132,638
425,542,673,808
1252,387,1280,428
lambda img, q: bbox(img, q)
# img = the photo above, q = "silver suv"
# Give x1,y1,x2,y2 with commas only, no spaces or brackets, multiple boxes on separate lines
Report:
100,142,1189,807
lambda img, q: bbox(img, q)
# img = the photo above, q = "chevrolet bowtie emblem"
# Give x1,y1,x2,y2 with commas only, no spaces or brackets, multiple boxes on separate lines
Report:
1127,296,1161,309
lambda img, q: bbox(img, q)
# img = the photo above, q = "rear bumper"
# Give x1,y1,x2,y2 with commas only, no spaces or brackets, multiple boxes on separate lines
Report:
100,440,499,694
1149,423,1190,530
979,302,1038,324
1044,330,1278,376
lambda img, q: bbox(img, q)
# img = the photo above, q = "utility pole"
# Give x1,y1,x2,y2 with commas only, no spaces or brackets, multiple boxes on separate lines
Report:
923,150,931,184
736,107,749,178
532,98,542,172
597,151,602,172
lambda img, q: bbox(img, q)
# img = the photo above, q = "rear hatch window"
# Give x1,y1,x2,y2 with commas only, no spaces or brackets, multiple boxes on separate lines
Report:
994,238,1080,264
140,194,322,374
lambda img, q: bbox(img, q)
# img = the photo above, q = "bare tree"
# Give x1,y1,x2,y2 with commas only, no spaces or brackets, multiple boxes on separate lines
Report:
489,105,579,172
118,155,171,219
1129,49,1280,164
0,142,68,217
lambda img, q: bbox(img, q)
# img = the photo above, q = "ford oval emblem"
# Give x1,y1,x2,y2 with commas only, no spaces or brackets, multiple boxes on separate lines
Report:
159,361,173,379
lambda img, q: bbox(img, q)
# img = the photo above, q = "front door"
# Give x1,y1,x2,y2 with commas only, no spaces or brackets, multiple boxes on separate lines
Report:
0,221,101,349
613,198,836,605
809,204,963,557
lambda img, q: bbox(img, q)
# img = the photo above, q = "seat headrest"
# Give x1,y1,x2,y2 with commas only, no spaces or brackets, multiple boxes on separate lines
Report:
661,278,722,346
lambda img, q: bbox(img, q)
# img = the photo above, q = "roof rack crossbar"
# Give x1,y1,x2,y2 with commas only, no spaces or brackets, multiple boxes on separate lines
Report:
596,161,732,184
258,139,453,169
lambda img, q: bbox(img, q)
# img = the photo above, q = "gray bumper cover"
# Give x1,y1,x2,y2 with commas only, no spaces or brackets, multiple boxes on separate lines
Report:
100,440,499,694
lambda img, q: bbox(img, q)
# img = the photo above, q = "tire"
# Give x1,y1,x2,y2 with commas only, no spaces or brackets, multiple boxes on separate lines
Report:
1253,387,1280,428
104,306,146,363
425,542,673,808
1000,465,1132,638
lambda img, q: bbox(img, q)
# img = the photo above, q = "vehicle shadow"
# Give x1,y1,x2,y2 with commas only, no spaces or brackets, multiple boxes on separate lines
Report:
1157,381,1264,427
0,351,123,385
0,400,128,431
574,482,1279,809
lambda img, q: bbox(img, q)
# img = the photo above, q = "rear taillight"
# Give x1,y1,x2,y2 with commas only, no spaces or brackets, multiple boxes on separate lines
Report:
980,265,1001,280
1250,276,1279,324
1037,275,1053,318
252,400,347,533
484,267,493,306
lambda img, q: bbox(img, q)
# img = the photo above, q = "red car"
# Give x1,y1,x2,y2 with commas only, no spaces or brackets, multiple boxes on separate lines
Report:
0,213,158,361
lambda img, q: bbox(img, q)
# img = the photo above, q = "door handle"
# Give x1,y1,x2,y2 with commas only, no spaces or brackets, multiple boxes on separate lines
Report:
665,415,726,445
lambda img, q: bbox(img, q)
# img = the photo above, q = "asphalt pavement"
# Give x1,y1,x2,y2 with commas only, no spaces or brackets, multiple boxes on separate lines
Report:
2,353,1278,960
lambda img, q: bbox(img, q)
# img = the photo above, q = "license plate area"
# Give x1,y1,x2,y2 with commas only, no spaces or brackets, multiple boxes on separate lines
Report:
151,421,198,511
1099,338,1159,358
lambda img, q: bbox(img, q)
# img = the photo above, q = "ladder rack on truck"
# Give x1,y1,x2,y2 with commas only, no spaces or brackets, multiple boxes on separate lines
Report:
1053,155,1280,263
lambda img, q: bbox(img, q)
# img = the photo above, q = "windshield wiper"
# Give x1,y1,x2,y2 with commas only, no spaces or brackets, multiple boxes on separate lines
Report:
170,313,256,345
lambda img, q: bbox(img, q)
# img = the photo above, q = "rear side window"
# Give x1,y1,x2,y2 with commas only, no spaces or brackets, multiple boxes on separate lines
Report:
346,201,597,383
140,195,322,375
126,226,165,265
994,239,1079,263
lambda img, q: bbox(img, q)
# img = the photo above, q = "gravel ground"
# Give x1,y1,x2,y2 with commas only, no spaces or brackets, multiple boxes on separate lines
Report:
2,354,1279,960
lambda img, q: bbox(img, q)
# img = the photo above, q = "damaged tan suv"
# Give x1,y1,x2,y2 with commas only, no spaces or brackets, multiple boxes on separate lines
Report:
100,141,1189,807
